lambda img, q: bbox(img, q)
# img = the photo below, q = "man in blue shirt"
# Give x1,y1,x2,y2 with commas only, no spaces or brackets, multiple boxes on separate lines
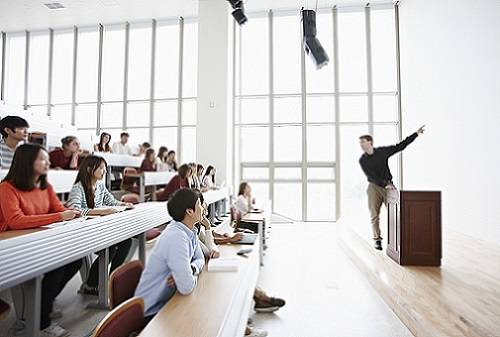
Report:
135,188,205,320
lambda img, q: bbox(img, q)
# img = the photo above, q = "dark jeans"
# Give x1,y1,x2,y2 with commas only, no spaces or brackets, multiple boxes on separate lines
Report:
41,260,82,329
86,239,132,287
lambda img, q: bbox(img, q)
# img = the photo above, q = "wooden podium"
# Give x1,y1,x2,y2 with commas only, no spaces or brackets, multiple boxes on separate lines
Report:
387,191,442,266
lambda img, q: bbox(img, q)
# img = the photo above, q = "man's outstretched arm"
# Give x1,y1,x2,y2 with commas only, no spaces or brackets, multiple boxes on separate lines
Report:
386,125,425,157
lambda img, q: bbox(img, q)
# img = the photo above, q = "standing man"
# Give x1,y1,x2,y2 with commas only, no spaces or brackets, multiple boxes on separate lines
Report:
359,125,425,250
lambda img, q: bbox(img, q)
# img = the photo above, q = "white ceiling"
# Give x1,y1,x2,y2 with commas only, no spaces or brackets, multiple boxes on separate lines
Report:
0,0,390,32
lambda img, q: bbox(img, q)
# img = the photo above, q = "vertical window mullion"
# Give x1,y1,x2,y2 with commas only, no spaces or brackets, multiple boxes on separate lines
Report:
149,19,156,144
23,30,30,111
96,24,104,135
0,32,5,101
47,29,54,117
177,18,184,162
269,10,275,210
333,7,341,221
71,26,78,126
365,5,374,136
300,17,307,222
123,22,130,130
394,3,404,189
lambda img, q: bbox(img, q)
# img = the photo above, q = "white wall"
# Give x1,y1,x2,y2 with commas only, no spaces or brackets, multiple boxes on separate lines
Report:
196,0,233,186
399,0,500,244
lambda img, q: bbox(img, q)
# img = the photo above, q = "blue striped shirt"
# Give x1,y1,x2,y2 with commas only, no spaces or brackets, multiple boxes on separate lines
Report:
67,181,121,216
135,220,205,317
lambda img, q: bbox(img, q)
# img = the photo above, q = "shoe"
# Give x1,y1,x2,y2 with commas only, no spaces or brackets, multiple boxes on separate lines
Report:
49,309,62,320
254,296,286,313
41,323,69,337
0,299,10,320
374,240,382,251
247,317,253,325
9,319,25,336
245,327,268,337
79,283,99,296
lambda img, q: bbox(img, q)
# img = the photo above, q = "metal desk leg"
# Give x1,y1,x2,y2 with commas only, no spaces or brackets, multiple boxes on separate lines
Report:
152,186,157,201
209,203,216,223
87,248,109,310
105,166,111,189
138,233,146,265
258,221,264,267
139,175,145,202
24,276,42,337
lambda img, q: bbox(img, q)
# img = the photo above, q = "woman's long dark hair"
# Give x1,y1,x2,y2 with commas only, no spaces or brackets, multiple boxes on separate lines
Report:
238,182,249,196
178,164,191,179
203,165,216,184
158,146,168,162
75,156,107,208
3,144,48,191
96,132,111,152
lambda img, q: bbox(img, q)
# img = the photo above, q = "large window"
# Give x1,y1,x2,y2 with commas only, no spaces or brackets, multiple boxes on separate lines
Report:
234,6,400,221
0,18,198,162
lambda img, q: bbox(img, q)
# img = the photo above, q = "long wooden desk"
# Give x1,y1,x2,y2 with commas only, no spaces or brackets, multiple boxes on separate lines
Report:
0,202,171,337
139,240,261,337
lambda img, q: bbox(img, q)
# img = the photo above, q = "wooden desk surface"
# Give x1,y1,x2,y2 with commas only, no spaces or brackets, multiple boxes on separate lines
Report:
0,228,47,240
139,241,260,337
241,212,265,222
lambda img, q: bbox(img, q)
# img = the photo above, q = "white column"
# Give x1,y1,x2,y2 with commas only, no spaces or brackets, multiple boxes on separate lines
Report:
196,0,233,186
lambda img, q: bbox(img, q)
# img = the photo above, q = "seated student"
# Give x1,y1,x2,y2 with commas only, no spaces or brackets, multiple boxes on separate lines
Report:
93,132,113,153
234,182,256,216
156,146,169,171
0,143,81,337
156,164,191,201
202,165,217,190
187,163,200,189
196,193,284,337
0,115,29,169
165,150,178,172
136,142,151,157
135,188,205,323
49,136,81,170
112,132,134,156
140,148,157,172
67,156,133,295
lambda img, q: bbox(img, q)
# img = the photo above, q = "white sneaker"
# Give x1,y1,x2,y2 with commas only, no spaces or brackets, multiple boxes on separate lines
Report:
41,323,70,337
246,327,268,337
50,303,63,319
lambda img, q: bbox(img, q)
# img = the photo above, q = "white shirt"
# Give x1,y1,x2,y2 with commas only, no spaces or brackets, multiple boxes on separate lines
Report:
203,176,215,189
233,195,251,215
112,142,134,156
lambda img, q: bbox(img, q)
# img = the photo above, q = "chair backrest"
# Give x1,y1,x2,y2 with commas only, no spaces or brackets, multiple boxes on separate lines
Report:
109,260,144,309
121,193,140,204
92,297,145,337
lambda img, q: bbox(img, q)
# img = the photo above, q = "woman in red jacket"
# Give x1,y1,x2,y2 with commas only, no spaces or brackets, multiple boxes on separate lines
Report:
156,163,191,201
0,143,81,337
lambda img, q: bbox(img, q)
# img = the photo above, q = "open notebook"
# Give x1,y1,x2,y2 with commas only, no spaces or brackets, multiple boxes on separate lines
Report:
44,217,88,229
207,257,240,272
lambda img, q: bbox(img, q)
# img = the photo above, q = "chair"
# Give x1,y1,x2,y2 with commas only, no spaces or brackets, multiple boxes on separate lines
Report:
109,260,143,309
121,193,140,204
121,168,140,194
92,297,145,337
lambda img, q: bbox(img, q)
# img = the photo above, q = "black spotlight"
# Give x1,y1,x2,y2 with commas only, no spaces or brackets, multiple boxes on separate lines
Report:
227,0,248,25
302,9,329,69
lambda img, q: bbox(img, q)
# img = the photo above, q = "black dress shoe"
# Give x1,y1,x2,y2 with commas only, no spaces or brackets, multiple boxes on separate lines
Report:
374,240,382,251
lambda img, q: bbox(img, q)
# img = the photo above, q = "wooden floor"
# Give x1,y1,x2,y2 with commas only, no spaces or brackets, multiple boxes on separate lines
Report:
339,222,500,337
251,223,413,337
